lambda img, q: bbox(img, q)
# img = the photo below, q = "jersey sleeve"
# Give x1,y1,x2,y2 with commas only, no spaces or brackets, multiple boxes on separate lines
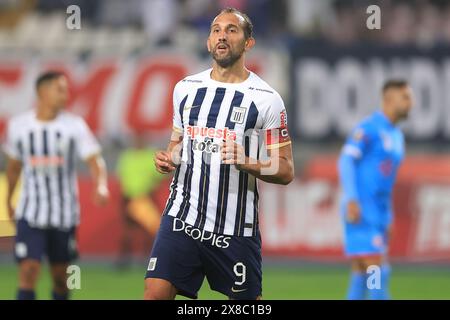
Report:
172,82,184,134
2,118,22,161
262,93,291,150
338,151,360,201
338,122,374,201
341,123,374,159
75,117,101,160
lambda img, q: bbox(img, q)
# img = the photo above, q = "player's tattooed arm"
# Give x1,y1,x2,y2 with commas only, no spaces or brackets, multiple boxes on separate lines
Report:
221,139,294,185
6,156,22,220
154,131,183,174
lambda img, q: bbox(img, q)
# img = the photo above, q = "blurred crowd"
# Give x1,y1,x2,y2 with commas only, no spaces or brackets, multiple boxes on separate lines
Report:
0,0,450,48
322,0,450,47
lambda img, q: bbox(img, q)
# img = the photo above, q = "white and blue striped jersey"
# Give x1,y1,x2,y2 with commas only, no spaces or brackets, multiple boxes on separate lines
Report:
163,69,291,237
3,110,101,230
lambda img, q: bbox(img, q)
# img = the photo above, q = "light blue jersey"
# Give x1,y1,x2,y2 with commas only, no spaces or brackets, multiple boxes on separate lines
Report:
338,110,405,256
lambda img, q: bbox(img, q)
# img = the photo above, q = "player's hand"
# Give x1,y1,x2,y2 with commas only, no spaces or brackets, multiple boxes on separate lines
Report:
154,151,176,174
346,201,361,224
221,139,246,168
94,185,109,206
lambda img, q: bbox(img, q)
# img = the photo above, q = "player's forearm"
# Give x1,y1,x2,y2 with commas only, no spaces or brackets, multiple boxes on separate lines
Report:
167,140,181,154
338,154,359,201
237,156,294,185
87,155,108,192
167,137,183,166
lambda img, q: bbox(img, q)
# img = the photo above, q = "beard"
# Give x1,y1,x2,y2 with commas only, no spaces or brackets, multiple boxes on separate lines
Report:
211,42,245,68
397,107,411,121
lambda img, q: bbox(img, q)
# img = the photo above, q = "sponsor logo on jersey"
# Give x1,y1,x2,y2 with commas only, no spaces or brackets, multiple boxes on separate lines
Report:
173,218,231,249
29,156,65,174
186,125,237,141
186,125,237,154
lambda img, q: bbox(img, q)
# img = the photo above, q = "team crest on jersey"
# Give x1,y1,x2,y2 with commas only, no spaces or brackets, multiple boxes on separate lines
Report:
230,106,247,124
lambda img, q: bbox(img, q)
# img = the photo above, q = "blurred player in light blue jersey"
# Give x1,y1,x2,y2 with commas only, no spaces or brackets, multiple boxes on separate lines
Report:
338,80,413,300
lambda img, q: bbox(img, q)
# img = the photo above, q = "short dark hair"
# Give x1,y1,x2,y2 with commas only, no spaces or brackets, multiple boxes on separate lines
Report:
214,7,254,40
35,71,64,91
382,79,409,93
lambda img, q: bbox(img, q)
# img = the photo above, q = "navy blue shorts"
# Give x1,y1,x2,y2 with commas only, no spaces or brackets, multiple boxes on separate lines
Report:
145,215,262,299
14,219,78,264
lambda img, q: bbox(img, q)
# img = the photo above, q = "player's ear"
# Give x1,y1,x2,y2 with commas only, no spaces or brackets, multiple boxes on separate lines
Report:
245,37,255,51
36,84,46,99
207,37,212,53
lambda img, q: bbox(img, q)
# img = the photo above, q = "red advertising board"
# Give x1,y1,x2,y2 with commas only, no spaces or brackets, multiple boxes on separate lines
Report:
0,51,280,137
77,156,450,262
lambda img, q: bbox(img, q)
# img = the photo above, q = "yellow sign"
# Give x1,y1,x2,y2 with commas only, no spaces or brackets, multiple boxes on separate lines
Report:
0,173,20,237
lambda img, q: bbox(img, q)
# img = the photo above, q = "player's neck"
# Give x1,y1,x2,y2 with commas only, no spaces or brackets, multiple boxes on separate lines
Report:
210,62,250,84
381,106,398,124
36,103,58,122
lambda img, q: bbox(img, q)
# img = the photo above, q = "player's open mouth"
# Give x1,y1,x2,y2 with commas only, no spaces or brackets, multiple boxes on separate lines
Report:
216,44,229,52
